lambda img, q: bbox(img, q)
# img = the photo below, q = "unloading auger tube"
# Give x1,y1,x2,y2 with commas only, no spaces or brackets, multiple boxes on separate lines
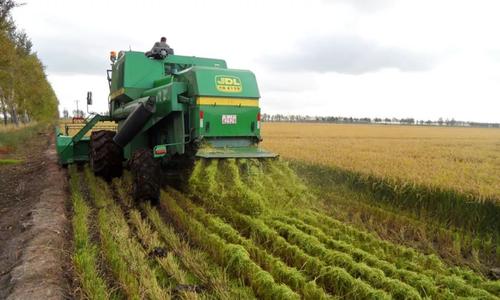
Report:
113,97,155,148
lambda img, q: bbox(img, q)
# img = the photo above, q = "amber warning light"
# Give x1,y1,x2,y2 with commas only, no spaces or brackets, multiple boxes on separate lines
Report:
110,51,117,63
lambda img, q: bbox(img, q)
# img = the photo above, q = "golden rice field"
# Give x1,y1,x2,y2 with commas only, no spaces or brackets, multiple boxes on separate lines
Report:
58,119,116,136
261,123,500,202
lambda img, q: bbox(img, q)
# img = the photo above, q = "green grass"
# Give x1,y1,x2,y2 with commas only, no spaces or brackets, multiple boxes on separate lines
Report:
0,159,22,165
0,123,41,152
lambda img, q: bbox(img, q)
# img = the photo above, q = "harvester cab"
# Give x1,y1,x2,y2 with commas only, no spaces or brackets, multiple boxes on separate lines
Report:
56,45,276,201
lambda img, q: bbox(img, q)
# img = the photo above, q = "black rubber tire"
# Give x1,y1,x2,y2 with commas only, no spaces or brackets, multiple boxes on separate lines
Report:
90,130,123,180
130,148,160,203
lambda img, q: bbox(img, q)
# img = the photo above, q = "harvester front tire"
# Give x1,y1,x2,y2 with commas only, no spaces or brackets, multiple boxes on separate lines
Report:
90,130,123,180
130,148,160,203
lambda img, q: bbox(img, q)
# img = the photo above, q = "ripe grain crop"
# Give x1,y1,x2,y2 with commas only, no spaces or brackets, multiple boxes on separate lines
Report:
58,120,116,136
261,123,500,202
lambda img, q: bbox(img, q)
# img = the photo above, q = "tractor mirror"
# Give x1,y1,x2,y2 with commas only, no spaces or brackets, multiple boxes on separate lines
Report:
87,91,93,105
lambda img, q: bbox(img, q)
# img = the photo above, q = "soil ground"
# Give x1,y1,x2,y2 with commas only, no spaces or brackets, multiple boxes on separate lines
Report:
0,129,70,299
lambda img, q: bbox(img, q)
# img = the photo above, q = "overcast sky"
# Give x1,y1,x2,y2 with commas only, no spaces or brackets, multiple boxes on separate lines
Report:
12,0,500,122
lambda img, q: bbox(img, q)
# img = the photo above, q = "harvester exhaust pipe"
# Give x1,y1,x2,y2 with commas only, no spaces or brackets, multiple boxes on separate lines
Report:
113,96,155,148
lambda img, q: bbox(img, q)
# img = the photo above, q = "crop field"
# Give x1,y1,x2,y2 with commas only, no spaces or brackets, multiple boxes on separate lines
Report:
58,119,117,136
261,123,500,274
68,156,500,299
261,123,500,201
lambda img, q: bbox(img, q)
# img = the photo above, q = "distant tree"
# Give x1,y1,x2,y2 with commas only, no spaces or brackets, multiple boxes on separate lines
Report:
0,0,57,126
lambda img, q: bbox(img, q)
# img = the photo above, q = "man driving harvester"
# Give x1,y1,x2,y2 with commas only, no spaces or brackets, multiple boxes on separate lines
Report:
146,36,174,59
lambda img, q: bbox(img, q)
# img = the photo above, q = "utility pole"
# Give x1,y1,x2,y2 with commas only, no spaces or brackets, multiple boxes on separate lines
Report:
75,99,79,117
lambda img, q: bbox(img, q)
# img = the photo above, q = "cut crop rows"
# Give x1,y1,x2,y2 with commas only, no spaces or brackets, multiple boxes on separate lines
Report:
68,158,499,300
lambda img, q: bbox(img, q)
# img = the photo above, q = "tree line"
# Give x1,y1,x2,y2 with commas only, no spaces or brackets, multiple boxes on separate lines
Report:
0,0,58,125
262,114,500,128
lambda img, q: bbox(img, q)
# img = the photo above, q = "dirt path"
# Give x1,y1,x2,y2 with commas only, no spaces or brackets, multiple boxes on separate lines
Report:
0,130,70,299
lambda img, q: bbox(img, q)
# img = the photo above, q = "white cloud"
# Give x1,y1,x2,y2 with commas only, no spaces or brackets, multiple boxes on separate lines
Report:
11,0,500,122
261,34,435,74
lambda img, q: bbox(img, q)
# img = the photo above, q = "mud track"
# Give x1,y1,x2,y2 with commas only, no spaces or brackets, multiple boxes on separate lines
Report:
0,131,70,299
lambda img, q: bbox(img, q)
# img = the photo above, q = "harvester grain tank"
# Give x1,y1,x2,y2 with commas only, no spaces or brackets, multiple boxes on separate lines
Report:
56,46,276,200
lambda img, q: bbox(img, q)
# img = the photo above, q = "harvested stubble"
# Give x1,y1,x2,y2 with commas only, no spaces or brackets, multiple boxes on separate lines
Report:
274,214,500,299
128,209,198,299
160,191,300,300
168,187,331,299
84,167,170,300
295,210,443,272
143,203,254,300
290,210,500,298
68,166,110,300
266,219,423,300
113,174,188,289
208,203,390,299
112,177,194,293
272,215,441,297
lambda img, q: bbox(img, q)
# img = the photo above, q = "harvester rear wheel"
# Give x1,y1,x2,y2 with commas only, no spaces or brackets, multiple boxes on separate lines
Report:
130,148,160,203
90,130,123,180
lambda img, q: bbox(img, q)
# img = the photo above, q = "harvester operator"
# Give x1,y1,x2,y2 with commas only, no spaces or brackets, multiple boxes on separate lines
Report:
145,37,174,59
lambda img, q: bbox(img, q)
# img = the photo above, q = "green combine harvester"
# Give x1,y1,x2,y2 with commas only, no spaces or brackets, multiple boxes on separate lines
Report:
56,45,276,201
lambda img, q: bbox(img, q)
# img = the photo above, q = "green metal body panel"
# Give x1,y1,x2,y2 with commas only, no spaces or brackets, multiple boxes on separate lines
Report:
109,52,226,103
195,105,260,137
177,66,260,98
